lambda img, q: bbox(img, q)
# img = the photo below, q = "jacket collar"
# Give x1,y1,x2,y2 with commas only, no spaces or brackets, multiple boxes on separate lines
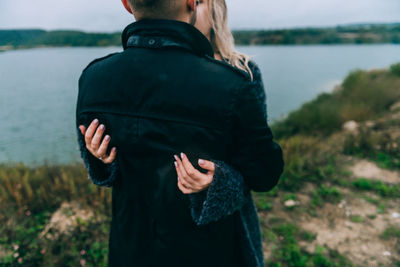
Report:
121,18,214,57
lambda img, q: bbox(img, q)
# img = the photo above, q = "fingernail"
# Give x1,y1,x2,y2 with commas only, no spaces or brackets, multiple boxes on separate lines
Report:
93,119,99,124
174,155,179,161
105,135,110,141
180,152,184,159
99,124,105,130
174,161,177,167
198,159,204,165
112,147,117,152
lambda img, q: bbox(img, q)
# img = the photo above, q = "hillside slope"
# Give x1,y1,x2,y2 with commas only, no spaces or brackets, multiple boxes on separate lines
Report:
256,62,400,266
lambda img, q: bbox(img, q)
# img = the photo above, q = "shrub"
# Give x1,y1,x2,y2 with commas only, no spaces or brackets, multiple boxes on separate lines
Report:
272,67,400,138
349,215,364,223
267,223,353,267
352,178,373,190
277,135,335,192
317,186,342,202
0,164,111,266
381,226,400,240
390,62,400,77
352,178,400,198
254,196,273,211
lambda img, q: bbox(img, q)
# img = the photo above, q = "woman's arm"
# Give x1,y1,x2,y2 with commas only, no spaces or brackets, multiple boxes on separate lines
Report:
248,61,268,122
185,62,276,225
227,61,284,192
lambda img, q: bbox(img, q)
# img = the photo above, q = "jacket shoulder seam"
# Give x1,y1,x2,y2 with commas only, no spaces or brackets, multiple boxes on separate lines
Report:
82,52,120,73
203,55,251,81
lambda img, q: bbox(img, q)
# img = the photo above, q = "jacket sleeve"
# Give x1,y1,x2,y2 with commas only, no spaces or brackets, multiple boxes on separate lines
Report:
228,62,284,192
75,70,120,188
188,159,250,226
76,126,120,187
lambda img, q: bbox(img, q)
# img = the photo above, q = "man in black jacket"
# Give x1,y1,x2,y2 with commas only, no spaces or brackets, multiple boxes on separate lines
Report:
75,0,284,266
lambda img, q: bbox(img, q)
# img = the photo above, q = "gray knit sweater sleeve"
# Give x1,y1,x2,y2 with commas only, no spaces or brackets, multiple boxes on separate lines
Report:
188,159,250,225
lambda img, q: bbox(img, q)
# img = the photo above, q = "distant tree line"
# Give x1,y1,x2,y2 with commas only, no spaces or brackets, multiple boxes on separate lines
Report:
0,23,399,49
0,29,120,49
233,23,400,45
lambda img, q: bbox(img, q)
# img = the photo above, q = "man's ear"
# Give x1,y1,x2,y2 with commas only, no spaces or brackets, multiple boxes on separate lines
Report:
121,0,133,14
186,0,196,11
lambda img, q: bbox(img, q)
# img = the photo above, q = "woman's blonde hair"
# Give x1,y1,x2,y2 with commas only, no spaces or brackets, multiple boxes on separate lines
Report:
208,0,254,81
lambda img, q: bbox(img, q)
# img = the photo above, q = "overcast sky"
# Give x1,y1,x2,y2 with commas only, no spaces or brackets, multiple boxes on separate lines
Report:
0,0,399,32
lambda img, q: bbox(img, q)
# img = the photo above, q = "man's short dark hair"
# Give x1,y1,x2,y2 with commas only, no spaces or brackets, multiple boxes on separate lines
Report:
128,0,180,18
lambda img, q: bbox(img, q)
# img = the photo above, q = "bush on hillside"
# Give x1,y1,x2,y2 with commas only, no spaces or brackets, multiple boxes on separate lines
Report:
390,62,400,77
272,68,400,138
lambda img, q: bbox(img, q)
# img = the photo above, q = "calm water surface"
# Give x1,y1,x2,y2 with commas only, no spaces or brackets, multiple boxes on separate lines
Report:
1,44,400,165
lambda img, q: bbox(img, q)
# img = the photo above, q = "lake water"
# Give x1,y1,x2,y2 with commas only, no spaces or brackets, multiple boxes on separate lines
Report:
1,44,400,165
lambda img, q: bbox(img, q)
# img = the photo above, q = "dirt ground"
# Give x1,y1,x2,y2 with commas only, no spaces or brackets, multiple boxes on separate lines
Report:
260,156,400,266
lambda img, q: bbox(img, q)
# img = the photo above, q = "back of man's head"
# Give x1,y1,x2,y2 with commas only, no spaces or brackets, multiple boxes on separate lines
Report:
128,0,184,20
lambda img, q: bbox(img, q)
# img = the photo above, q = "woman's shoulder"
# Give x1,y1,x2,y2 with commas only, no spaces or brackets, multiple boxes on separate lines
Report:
247,60,262,84
247,60,267,108
244,60,262,90
247,60,259,72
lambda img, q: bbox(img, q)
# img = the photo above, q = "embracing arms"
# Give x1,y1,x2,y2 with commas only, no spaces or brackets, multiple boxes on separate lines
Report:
185,62,285,224
227,62,284,192
75,62,283,225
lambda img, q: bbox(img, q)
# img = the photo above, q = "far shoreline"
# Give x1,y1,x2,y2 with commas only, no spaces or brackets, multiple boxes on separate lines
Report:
1,22,399,51
1,42,399,53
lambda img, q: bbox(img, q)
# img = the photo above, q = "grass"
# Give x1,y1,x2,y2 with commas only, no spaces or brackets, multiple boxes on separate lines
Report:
391,62,400,77
274,135,338,192
272,63,400,138
1,214,110,266
0,163,112,216
381,226,400,256
4,63,400,265
351,178,400,198
0,163,111,266
343,126,400,171
283,193,297,201
260,63,400,265
349,215,364,223
254,195,274,211
311,186,343,208
266,223,353,267
381,226,400,240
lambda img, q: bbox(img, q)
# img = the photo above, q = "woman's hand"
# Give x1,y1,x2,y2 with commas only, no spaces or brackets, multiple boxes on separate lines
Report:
174,152,215,194
78,118,117,164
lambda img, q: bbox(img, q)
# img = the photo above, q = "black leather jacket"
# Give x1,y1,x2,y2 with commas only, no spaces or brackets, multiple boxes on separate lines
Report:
76,18,284,267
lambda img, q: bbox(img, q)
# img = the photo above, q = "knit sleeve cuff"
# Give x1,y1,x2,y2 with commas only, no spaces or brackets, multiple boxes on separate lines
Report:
188,159,249,226
76,127,119,187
